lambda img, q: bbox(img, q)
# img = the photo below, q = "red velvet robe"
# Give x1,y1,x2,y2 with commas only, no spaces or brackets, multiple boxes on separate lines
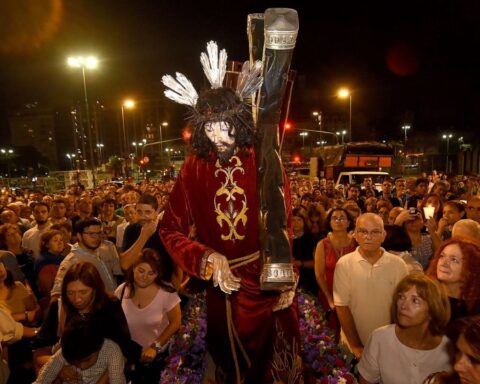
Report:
160,149,301,383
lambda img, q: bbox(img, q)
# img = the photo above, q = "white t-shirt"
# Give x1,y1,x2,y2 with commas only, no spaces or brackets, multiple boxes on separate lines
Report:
358,324,453,384
115,283,180,348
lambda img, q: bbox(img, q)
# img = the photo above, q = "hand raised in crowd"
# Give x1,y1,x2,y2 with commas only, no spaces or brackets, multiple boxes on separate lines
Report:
425,217,438,233
437,217,448,233
140,219,158,238
207,252,241,294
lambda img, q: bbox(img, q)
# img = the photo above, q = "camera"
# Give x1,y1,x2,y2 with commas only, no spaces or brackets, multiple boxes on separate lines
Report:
408,207,418,220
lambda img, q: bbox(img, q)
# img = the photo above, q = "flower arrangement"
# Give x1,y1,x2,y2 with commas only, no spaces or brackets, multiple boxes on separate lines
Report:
297,289,357,383
160,292,207,384
161,290,356,383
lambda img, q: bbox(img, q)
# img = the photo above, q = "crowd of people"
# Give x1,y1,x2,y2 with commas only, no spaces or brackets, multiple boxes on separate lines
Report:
0,168,479,383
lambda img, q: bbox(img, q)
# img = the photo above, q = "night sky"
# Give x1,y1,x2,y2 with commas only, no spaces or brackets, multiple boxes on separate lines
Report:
0,0,479,145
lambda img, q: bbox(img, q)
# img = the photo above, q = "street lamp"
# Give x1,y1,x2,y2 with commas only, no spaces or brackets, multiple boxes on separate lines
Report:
121,99,135,155
402,125,411,149
96,143,104,166
66,153,76,170
159,121,168,167
132,142,142,158
442,133,453,174
337,88,352,142
67,55,98,186
336,130,347,144
299,132,308,147
312,111,323,144
1,149,14,182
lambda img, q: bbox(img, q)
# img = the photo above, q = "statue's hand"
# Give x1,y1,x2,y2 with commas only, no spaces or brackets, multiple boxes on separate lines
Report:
207,253,241,294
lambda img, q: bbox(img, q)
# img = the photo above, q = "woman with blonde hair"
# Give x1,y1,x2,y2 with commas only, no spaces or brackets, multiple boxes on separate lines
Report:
359,273,453,384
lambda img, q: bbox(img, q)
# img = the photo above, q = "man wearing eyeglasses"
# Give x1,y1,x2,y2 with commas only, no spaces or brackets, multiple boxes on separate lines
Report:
466,196,480,224
50,218,122,299
333,213,408,359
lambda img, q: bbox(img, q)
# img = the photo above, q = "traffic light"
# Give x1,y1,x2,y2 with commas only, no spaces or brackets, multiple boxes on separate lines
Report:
284,121,293,131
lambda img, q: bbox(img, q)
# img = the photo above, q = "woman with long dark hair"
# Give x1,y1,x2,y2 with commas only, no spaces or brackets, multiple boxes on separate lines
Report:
32,262,139,374
115,248,181,383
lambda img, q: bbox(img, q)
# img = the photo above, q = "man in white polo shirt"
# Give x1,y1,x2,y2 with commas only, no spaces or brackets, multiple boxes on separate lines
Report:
333,213,408,358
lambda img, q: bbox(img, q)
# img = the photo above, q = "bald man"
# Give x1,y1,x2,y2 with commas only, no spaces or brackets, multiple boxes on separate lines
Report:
333,213,408,358
452,219,480,241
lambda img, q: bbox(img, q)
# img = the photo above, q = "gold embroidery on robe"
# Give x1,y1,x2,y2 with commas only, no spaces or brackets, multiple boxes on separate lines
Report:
214,156,248,241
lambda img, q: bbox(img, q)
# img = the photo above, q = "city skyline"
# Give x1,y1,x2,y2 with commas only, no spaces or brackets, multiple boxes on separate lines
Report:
0,1,479,150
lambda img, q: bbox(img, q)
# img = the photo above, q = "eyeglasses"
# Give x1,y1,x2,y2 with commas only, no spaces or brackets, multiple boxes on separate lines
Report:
83,231,102,237
331,216,347,222
356,229,383,238
439,254,462,265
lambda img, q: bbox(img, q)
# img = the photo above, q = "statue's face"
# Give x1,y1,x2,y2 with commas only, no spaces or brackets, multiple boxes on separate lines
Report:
205,121,236,163
205,121,235,152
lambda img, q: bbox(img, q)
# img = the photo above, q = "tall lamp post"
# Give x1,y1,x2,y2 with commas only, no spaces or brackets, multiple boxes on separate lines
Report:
67,55,98,186
96,143,104,166
1,149,14,185
442,133,453,174
121,99,135,155
312,111,322,143
336,130,347,144
402,125,411,149
338,88,352,142
159,121,168,167
66,153,76,170
299,132,308,148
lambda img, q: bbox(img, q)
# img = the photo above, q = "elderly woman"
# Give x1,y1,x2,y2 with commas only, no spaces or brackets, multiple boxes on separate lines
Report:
427,238,480,323
359,274,453,384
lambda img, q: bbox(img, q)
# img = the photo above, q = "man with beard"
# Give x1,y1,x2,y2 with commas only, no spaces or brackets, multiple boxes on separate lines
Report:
22,202,51,258
50,218,122,298
160,42,301,383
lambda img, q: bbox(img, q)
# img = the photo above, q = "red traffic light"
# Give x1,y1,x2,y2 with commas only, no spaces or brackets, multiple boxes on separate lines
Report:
284,122,292,131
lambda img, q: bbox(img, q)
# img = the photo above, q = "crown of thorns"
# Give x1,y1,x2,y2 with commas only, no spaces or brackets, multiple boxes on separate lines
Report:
162,41,263,123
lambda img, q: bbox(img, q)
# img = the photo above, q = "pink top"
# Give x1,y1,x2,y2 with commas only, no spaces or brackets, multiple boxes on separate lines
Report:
115,283,180,348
